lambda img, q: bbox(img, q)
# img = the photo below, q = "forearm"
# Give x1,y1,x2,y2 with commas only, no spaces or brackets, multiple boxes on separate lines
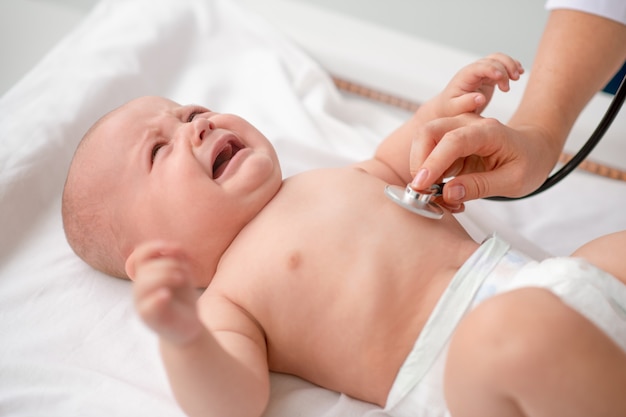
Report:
373,110,425,184
160,332,270,417
509,9,626,165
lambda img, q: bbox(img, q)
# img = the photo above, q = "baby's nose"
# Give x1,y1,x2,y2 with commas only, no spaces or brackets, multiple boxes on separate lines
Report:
190,118,215,146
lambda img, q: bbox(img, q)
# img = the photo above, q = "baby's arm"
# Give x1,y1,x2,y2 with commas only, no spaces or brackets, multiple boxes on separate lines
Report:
366,53,523,186
127,241,270,417
572,230,626,286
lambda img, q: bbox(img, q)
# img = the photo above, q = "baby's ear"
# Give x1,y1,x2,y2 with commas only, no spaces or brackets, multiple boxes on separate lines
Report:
124,251,137,281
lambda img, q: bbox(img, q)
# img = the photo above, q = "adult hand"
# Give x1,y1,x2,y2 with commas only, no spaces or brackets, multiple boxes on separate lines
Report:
409,113,559,206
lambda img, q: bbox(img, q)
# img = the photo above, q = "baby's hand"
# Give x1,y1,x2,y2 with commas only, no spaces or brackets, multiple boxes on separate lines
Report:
438,53,524,117
126,241,203,346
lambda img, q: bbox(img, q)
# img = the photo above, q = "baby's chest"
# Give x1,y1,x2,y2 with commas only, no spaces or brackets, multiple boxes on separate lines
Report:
217,167,446,326
226,168,436,290
222,208,429,339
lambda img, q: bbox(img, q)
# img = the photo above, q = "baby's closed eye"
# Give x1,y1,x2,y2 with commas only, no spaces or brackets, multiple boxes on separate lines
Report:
151,142,167,163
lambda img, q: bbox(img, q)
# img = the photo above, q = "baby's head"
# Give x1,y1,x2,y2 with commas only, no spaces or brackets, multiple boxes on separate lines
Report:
62,96,282,285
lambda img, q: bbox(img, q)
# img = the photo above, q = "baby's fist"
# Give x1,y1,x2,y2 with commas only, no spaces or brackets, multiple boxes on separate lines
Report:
126,241,202,345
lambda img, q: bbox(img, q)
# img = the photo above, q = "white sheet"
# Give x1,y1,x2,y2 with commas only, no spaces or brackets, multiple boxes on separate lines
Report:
1,0,625,416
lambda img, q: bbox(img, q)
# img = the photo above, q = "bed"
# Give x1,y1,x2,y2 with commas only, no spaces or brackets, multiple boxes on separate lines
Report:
1,0,625,415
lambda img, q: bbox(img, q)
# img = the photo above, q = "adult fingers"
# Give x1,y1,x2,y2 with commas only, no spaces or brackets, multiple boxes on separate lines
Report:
410,114,495,189
442,166,522,204
410,113,475,180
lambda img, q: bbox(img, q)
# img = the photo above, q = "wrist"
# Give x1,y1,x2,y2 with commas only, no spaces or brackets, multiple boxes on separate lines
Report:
413,94,444,123
509,124,563,177
157,318,206,349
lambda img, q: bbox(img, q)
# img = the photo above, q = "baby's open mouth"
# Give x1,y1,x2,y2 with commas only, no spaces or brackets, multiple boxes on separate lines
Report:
212,140,243,179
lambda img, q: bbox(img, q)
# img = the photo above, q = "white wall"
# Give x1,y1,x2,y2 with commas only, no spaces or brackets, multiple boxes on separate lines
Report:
293,0,549,66
1,0,98,95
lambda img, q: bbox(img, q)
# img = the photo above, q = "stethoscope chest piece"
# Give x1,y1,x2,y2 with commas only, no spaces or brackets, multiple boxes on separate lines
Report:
384,183,444,220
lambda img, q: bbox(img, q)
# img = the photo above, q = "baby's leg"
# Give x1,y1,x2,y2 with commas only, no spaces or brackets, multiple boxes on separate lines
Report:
444,287,626,417
571,230,626,285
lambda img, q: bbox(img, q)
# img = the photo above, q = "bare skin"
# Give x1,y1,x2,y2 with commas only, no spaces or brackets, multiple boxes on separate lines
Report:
62,53,626,417
140,168,478,414
410,9,626,204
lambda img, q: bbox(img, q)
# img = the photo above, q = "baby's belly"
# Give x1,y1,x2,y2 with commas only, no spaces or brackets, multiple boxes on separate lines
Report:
263,246,460,407
242,168,478,405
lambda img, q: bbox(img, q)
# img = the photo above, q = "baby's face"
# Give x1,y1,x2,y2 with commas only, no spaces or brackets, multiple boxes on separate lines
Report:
84,96,282,281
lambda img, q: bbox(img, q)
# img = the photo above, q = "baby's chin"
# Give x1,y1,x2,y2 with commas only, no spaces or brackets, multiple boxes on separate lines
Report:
225,151,282,195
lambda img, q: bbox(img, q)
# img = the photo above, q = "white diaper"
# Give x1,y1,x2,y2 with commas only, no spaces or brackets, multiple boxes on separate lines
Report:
383,234,626,417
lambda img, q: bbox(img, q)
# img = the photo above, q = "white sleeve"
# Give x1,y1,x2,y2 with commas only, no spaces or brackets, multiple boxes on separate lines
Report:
545,0,626,25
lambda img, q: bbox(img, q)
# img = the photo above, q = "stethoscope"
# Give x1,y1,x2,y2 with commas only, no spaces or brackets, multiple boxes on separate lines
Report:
385,72,626,219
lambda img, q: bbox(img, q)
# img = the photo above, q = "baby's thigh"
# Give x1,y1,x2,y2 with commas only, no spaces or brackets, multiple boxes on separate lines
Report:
444,287,624,416
445,288,572,378
571,230,626,285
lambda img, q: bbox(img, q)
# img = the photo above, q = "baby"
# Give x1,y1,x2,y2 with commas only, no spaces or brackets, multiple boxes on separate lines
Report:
62,53,626,417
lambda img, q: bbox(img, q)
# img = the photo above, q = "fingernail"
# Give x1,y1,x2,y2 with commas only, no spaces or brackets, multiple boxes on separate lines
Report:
446,203,463,213
447,184,466,202
411,168,428,188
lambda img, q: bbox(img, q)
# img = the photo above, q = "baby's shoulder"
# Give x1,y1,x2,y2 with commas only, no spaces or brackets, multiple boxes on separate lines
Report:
283,163,389,188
